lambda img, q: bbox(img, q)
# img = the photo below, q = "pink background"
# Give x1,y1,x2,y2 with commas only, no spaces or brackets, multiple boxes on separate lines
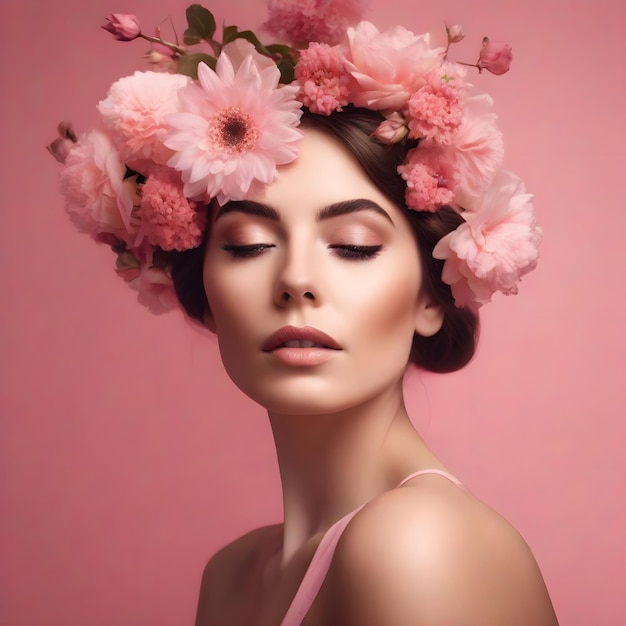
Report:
1,0,625,624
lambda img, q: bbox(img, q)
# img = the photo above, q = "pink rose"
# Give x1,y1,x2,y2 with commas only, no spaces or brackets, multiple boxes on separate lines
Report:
450,93,504,197
343,21,445,112
433,170,541,307
477,37,513,75
102,14,142,41
59,130,138,243
114,244,178,313
98,71,191,170
127,264,178,314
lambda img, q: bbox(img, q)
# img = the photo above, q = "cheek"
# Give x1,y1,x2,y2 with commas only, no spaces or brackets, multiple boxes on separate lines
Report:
346,254,422,335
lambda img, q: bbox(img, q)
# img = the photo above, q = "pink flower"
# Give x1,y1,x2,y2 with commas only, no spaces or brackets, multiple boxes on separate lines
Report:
115,246,178,314
262,0,368,46
477,37,513,75
451,93,504,198
46,121,77,164
371,112,408,144
144,49,178,73
433,170,541,307
102,14,142,41
343,21,444,112
164,52,303,204
59,130,138,243
295,43,350,115
398,147,457,211
406,73,462,145
114,245,178,313
138,169,207,251
98,71,191,171
446,24,465,44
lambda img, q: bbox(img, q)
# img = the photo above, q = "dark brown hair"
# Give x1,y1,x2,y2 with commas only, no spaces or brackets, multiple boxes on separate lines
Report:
165,107,478,373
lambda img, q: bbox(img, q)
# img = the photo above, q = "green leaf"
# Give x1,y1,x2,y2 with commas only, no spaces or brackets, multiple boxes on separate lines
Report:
177,53,217,79
222,25,270,56
276,58,295,84
183,4,216,44
265,43,297,60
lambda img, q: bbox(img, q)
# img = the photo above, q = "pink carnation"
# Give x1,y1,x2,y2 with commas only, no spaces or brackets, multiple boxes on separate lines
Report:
263,0,368,46
59,130,138,243
138,169,207,251
451,93,504,198
98,71,191,171
343,21,444,112
398,147,457,211
295,43,350,115
433,170,542,307
407,73,462,144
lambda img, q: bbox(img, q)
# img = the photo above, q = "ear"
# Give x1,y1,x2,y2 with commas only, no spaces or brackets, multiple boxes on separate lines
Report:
414,292,444,337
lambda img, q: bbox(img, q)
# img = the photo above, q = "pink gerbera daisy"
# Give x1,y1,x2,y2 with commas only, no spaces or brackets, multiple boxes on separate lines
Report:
164,52,303,204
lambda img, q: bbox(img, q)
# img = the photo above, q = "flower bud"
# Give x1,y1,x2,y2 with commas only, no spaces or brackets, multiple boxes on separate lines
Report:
46,121,77,163
477,37,513,75
144,49,177,73
446,24,465,44
102,14,142,41
371,112,409,144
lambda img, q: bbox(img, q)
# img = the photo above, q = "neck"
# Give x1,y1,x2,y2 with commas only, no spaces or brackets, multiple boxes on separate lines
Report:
267,379,440,565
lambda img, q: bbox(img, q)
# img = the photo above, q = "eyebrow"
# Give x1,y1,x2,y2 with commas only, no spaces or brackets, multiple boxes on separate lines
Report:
215,198,394,225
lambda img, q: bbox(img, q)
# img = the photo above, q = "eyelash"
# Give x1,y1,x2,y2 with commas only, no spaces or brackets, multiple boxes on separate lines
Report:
221,243,275,258
221,243,383,260
328,244,383,260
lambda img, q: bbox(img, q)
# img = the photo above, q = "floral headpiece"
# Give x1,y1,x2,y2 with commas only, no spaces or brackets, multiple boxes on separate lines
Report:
48,0,541,313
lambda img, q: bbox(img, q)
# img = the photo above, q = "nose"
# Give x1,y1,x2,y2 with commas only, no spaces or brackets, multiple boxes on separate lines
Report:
273,244,320,308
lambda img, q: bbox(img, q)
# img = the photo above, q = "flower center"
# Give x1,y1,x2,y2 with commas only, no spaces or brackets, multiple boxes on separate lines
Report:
208,107,259,155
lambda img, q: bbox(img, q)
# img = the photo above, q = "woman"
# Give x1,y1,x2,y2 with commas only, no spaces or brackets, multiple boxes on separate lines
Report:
175,111,557,625
49,3,558,624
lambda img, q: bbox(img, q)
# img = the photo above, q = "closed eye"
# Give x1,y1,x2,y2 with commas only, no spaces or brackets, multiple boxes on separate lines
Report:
329,244,383,260
221,243,275,258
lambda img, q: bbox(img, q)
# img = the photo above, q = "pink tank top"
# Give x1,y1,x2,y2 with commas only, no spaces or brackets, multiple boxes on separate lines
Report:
279,469,463,626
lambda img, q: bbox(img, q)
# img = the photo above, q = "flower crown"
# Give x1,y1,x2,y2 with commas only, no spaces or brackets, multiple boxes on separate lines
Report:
48,1,541,313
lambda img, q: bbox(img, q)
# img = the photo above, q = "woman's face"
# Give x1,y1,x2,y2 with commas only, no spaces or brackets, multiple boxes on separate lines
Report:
202,128,442,415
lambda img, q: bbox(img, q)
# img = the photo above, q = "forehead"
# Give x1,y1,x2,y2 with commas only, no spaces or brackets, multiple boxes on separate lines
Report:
246,127,395,214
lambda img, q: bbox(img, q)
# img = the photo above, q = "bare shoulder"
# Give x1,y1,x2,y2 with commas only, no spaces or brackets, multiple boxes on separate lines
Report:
195,524,281,625
321,475,558,626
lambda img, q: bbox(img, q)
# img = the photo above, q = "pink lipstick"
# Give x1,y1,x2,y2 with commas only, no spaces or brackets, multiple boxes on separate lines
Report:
262,326,341,366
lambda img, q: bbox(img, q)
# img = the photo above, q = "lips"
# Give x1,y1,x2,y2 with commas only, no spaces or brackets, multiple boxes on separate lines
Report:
261,325,342,351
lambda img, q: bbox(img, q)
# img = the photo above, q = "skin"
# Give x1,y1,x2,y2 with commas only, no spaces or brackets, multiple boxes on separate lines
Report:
196,128,559,626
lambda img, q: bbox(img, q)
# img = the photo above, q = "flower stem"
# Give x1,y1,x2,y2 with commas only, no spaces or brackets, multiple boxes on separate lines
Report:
139,33,186,55
456,60,482,72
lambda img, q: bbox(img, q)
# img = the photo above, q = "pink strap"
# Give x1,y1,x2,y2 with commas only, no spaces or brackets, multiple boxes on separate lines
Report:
279,469,462,626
